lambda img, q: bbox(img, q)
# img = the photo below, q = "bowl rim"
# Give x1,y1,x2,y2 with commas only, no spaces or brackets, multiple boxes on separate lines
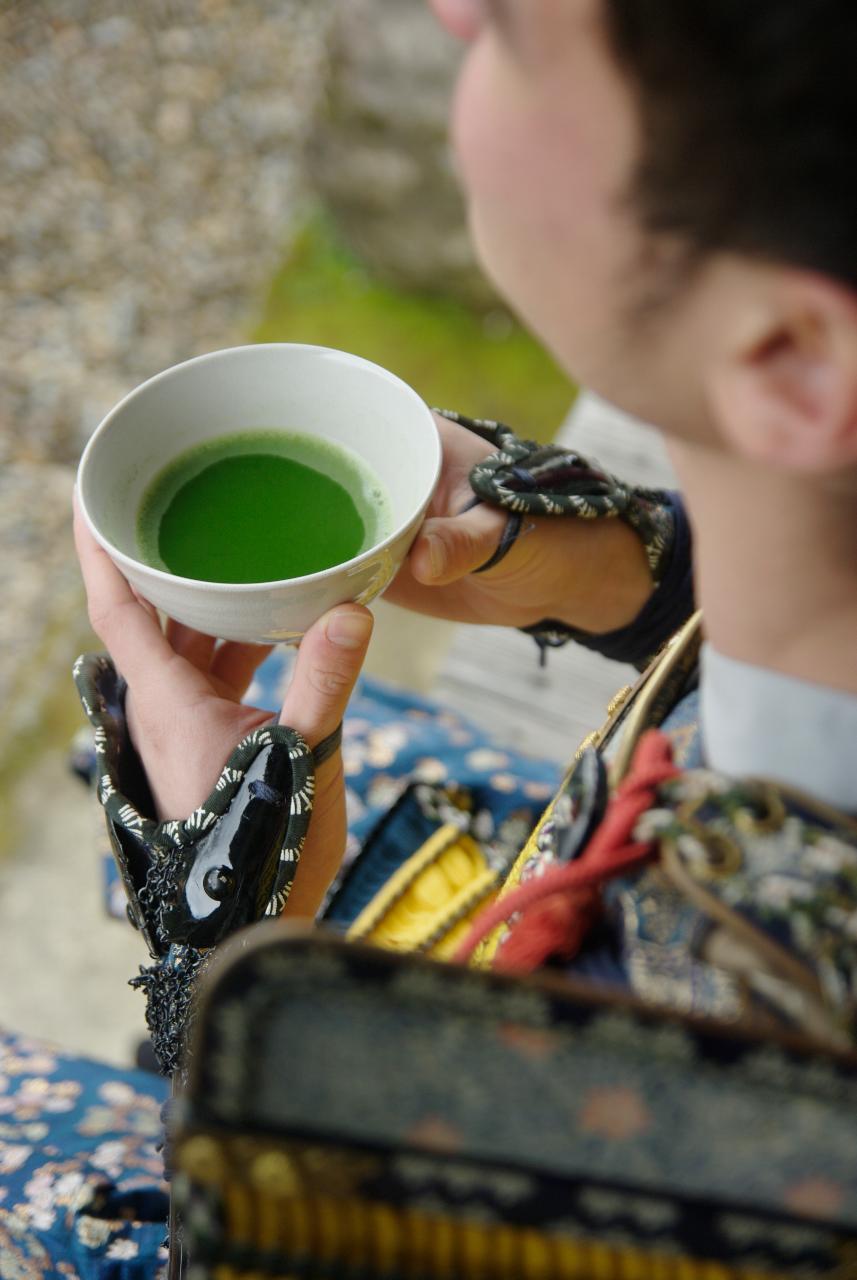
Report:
76,343,442,594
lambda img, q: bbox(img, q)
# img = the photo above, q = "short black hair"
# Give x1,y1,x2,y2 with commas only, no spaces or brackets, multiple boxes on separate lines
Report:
603,1,857,291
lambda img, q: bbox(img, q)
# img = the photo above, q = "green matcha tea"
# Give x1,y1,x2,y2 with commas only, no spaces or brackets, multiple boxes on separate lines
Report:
137,430,391,583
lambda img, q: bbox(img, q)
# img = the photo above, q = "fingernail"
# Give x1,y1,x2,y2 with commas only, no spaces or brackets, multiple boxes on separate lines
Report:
326,609,373,649
425,533,447,579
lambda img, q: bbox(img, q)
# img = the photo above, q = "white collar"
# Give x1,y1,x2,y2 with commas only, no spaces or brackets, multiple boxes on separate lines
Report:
700,644,857,814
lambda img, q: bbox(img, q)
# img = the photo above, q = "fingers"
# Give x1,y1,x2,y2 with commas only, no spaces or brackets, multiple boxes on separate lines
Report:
276,604,372,921
431,411,496,469
404,413,504,585
210,640,274,698
130,587,160,622
408,506,508,586
165,619,218,670
278,604,373,748
73,499,176,685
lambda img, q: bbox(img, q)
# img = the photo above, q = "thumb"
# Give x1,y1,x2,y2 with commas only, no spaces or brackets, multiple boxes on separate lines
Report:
279,604,373,747
410,507,508,586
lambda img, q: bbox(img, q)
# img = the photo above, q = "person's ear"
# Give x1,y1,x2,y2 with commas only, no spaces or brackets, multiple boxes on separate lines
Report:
709,272,857,473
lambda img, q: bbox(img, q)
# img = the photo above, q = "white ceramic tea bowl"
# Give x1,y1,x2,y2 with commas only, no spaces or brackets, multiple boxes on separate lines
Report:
76,344,441,643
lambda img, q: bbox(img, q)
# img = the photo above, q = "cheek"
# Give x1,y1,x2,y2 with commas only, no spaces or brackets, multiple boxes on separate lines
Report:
451,55,549,293
452,48,585,245
449,44,505,199
452,60,573,288
447,41,636,386
428,0,484,42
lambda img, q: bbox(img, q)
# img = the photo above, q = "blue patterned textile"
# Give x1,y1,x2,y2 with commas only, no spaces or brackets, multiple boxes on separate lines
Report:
659,686,703,768
0,1030,168,1280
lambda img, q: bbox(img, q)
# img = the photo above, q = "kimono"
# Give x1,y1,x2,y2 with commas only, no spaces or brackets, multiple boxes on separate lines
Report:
3,465,855,1277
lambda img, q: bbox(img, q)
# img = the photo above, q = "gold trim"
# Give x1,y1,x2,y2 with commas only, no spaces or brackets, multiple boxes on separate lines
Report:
346,824,501,956
572,729,599,763
178,1134,225,1185
744,774,857,840
562,612,704,775
471,614,704,966
731,786,788,837
337,616,704,972
607,611,703,782
224,1182,253,1247
347,823,472,939
606,683,634,718
180,1162,791,1280
660,840,825,1001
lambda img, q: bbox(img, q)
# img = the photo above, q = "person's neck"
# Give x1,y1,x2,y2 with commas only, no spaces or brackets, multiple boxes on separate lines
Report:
667,439,857,696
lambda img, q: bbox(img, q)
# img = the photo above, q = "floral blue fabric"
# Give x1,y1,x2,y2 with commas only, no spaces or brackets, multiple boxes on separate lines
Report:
0,1030,169,1280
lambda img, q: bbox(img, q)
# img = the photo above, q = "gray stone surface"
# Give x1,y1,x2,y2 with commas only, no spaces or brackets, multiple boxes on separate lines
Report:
0,0,337,770
0,0,338,1055
0,0,336,467
1,745,148,1067
0,464,84,774
310,0,498,307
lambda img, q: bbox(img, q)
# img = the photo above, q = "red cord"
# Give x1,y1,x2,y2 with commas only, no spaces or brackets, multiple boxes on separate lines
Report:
454,730,679,973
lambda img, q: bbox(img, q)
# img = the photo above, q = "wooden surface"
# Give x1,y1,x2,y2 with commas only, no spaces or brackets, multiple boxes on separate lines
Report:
430,395,678,765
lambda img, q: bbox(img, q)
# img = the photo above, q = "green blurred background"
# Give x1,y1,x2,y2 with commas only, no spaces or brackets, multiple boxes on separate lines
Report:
256,219,573,442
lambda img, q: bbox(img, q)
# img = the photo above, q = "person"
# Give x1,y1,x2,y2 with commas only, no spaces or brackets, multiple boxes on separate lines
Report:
75,0,857,1001
4,0,857,1272
78,0,857,837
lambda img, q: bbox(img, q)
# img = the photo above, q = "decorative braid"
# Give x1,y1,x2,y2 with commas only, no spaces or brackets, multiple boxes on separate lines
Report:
434,410,694,667
454,730,680,972
434,409,674,585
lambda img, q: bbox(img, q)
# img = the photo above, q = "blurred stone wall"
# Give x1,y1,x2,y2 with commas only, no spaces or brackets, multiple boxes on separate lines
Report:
1,0,336,468
0,1,488,1058
0,0,485,768
309,0,496,308
0,0,335,763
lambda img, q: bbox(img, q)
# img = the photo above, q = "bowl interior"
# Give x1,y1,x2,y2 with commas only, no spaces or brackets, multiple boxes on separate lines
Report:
79,345,439,581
